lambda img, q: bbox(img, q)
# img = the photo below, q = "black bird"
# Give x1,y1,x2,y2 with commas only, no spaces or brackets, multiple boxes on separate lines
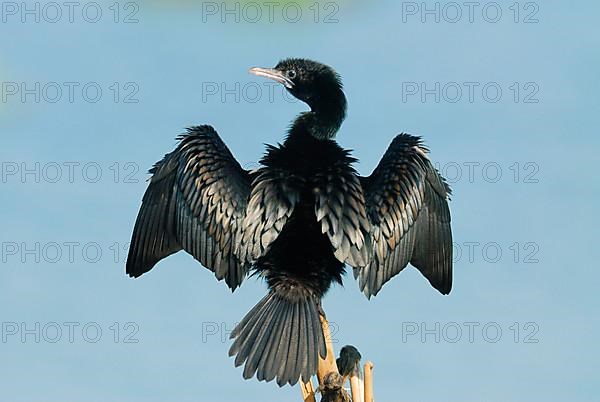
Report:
336,345,362,382
126,58,452,387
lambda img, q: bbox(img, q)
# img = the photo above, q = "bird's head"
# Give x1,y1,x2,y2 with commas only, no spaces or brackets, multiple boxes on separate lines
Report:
249,58,347,139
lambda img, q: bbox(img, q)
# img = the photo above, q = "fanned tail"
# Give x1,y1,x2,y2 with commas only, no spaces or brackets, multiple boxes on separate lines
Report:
228,290,326,386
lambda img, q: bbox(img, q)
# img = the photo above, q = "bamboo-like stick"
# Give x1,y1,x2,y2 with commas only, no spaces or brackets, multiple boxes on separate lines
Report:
364,362,374,402
317,314,339,385
349,368,363,402
359,373,365,402
300,378,317,402
299,311,376,402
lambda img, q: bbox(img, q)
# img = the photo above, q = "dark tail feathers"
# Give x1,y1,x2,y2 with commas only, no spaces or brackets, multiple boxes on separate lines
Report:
228,291,326,386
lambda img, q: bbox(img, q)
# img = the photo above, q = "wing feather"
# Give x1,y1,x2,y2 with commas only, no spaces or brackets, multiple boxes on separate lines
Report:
313,151,371,268
354,134,452,298
236,166,299,263
126,125,251,290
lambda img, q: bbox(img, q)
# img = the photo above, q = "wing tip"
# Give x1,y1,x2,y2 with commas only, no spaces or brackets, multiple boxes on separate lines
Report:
359,271,452,298
437,281,452,296
125,263,147,279
430,275,452,295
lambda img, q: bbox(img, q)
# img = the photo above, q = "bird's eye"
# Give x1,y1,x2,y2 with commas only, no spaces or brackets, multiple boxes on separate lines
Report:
286,69,297,79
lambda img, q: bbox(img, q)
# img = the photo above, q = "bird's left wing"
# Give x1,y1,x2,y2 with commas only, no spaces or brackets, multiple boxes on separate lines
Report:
356,134,452,298
126,125,251,290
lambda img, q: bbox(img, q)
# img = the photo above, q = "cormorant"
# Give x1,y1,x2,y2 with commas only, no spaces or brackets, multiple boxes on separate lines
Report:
126,58,452,387
336,345,362,383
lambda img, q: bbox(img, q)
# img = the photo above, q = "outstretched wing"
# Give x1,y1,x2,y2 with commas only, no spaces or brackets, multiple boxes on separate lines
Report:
355,134,452,298
126,125,252,290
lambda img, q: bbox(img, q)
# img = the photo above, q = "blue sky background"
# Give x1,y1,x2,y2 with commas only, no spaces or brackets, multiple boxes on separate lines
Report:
1,1,599,401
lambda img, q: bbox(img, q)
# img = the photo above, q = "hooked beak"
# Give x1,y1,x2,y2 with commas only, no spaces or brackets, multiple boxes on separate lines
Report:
249,67,294,89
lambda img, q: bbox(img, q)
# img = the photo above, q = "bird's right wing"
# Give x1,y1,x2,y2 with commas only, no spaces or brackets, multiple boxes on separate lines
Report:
126,125,252,290
356,134,452,298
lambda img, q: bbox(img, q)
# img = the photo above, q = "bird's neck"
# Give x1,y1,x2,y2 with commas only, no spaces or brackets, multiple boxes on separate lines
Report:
288,89,347,141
